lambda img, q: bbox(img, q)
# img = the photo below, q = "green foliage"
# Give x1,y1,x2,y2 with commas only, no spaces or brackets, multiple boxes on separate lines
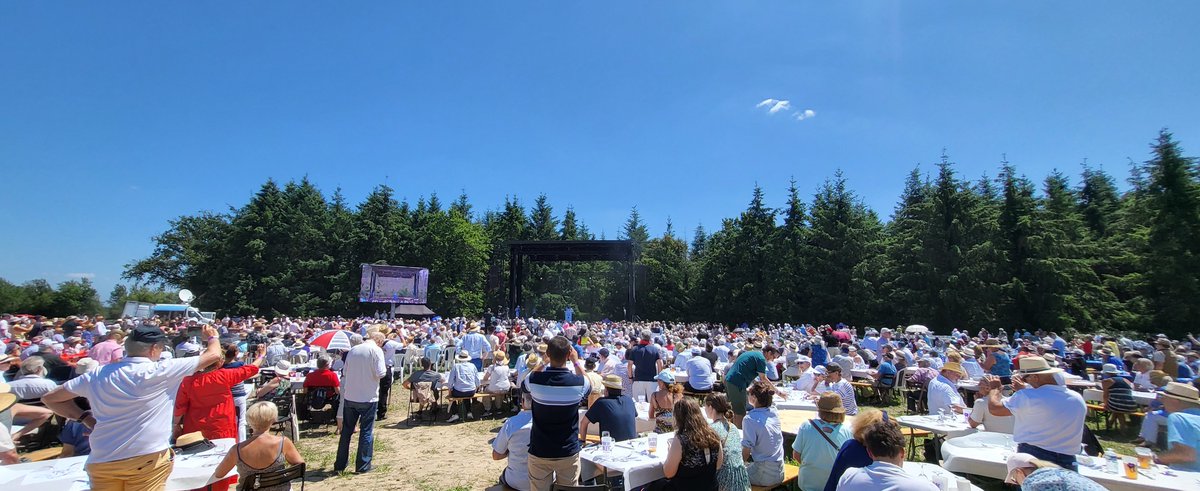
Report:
95,130,1200,337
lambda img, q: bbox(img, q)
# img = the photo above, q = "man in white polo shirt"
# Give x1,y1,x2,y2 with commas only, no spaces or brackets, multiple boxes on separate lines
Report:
981,356,1086,471
41,323,223,491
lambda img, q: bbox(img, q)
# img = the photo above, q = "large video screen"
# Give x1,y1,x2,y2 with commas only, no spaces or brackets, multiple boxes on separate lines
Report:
359,264,429,304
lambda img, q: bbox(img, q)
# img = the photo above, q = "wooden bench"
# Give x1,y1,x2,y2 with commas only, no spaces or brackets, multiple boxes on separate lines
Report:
901,427,933,456
19,447,62,462
750,462,799,491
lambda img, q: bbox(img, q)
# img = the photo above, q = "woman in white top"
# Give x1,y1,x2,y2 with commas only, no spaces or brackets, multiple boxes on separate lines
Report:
480,350,512,417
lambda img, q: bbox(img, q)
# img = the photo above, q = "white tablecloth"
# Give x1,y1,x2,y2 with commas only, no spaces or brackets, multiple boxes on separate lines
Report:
580,433,672,491
773,390,818,411
1083,388,1158,406
851,368,875,380
897,415,977,439
902,462,983,491
941,432,1200,491
0,438,238,491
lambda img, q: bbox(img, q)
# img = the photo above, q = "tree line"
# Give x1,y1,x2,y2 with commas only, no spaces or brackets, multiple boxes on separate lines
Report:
5,130,1197,338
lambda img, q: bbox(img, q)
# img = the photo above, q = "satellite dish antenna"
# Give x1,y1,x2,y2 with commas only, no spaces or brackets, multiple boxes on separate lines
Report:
179,289,195,303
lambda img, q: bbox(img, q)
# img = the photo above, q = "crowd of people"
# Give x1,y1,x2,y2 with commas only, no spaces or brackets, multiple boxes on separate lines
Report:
2,311,1200,490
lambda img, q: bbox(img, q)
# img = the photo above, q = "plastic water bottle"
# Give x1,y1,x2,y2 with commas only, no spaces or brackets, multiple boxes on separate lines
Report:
1105,449,1119,473
648,434,658,454
601,431,613,453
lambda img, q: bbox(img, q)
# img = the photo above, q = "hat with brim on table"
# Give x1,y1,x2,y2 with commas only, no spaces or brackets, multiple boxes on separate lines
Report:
455,350,471,362
602,374,623,390
1159,381,1200,404
1016,356,1063,375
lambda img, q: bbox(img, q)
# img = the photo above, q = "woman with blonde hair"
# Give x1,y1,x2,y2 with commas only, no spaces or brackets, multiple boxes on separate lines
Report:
821,407,887,491
210,401,304,490
480,350,512,417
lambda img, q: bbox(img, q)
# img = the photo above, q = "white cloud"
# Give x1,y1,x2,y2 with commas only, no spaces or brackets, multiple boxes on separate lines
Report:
755,98,791,114
66,273,95,280
794,109,816,121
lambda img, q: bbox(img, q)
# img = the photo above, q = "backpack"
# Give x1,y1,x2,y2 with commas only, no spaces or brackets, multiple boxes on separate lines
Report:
308,386,333,411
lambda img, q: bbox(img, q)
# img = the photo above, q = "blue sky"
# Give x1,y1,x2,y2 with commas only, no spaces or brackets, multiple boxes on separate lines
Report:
2,2,1199,298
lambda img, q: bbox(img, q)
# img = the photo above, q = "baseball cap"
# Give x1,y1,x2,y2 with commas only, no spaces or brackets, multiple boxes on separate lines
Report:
131,325,168,344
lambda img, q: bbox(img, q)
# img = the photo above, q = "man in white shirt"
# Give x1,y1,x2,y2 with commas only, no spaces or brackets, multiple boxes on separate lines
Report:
7,356,58,400
926,362,967,415
491,393,534,491
335,332,386,473
838,419,937,490
713,341,731,364
42,324,222,490
969,397,1015,433
981,356,1086,471
596,348,618,376
790,356,817,393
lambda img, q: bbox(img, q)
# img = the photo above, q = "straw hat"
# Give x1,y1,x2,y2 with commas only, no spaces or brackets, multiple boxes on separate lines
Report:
940,361,967,377
1159,381,1200,404
981,338,1004,347
525,354,541,369
0,382,15,413
1016,356,1063,375
175,431,206,447
455,350,471,362
273,360,292,376
602,374,623,390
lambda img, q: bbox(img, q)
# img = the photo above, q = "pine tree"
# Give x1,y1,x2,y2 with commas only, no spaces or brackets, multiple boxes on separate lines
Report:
1142,130,1200,335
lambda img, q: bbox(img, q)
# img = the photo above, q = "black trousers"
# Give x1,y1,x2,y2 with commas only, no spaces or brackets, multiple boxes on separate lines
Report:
377,369,394,418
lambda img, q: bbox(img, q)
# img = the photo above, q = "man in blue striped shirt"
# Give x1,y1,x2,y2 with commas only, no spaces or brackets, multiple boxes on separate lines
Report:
526,336,590,491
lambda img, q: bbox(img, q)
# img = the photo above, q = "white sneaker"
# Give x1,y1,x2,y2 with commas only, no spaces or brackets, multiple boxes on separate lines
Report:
447,414,460,423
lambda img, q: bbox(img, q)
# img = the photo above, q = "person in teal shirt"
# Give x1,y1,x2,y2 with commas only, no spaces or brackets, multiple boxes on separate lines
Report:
1156,381,1200,471
723,345,780,428
792,392,853,491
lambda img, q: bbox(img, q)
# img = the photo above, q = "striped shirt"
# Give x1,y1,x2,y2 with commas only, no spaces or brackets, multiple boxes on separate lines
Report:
828,379,859,415
527,366,591,458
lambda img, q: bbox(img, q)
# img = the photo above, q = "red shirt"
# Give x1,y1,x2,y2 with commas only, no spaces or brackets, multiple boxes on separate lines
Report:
175,364,260,441
303,368,341,389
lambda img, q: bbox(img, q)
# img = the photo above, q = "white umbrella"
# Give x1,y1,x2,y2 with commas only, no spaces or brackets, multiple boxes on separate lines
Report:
905,324,930,334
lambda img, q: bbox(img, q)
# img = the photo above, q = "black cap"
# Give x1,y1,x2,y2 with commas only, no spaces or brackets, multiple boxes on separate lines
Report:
599,348,610,357
131,325,168,344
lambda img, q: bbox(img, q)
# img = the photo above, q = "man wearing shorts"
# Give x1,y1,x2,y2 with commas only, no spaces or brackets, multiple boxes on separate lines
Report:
724,344,780,428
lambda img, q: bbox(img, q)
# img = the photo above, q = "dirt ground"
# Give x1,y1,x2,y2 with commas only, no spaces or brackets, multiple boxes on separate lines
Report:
296,386,509,491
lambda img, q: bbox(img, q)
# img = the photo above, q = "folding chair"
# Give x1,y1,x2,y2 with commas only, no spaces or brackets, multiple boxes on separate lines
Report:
246,462,306,490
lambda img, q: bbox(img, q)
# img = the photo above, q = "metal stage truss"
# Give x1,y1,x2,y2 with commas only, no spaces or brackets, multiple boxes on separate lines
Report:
506,240,636,320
